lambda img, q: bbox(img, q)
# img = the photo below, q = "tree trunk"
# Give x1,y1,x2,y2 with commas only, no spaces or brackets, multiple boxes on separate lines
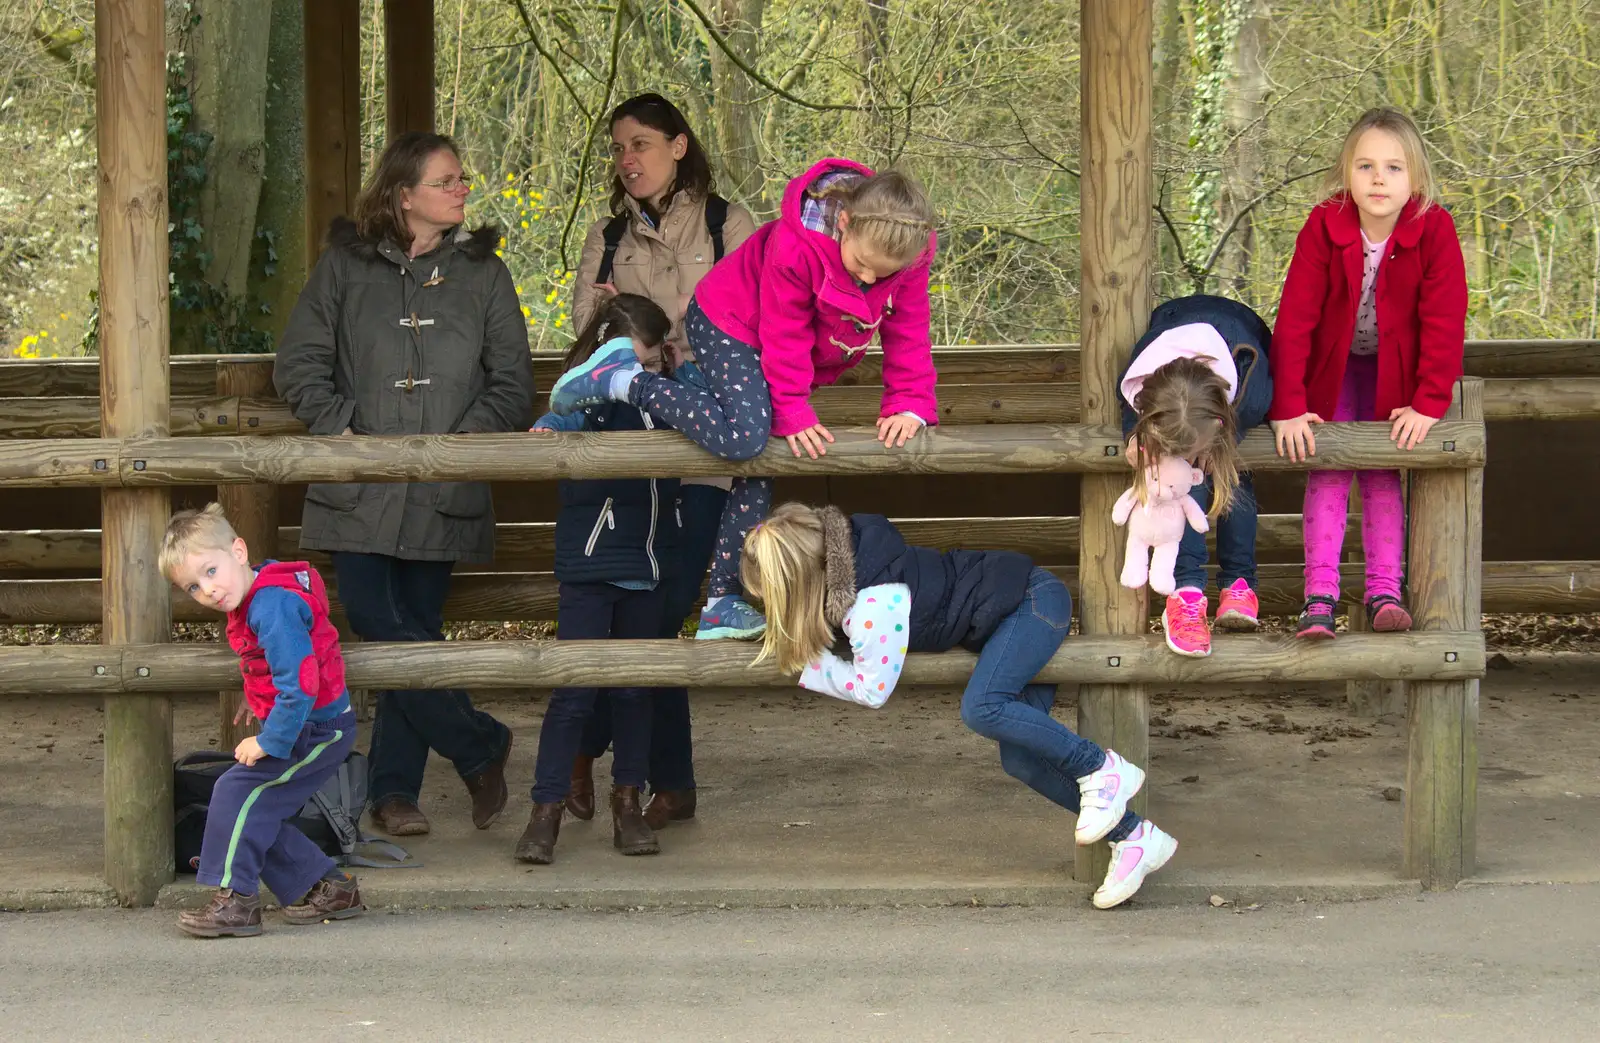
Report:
188,0,273,301
857,0,891,153
253,0,307,342
707,0,767,202
1218,0,1269,302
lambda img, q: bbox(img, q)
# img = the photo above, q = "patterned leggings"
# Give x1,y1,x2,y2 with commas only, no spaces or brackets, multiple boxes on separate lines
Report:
1302,354,1406,602
629,301,772,599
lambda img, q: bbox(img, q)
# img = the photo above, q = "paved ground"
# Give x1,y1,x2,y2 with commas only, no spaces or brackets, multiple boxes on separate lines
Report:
3,653,1596,909
2,884,1597,1041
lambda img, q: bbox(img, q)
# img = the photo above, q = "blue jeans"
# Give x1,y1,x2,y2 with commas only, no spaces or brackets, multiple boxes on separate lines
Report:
578,484,725,790
533,582,666,802
959,567,1140,843
1176,472,1258,592
330,553,510,808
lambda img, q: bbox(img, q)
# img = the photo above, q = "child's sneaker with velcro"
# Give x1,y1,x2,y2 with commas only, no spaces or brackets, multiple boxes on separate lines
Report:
1075,749,1145,844
1093,821,1179,909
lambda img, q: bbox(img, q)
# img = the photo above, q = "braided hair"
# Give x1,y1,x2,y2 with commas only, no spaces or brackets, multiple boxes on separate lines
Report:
810,169,935,266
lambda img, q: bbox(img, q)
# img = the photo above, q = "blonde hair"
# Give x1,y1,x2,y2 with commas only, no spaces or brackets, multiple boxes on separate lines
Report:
1330,107,1438,212
813,169,936,267
159,503,239,581
1127,357,1240,520
740,503,835,675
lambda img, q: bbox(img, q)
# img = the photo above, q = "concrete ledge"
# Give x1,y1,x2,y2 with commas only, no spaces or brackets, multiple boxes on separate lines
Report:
134,877,1423,914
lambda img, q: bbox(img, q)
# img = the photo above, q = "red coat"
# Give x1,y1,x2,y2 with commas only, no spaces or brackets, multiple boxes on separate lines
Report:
226,561,347,723
1268,195,1467,422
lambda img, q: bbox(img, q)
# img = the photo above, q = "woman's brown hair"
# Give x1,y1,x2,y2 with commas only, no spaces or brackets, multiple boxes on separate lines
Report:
353,130,461,251
1126,356,1240,519
562,293,672,376
607,93,714,222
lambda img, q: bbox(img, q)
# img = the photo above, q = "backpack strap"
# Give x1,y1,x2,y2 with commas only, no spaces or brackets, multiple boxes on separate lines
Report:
309,788,423,869
705,193,729,262
594,212,631,285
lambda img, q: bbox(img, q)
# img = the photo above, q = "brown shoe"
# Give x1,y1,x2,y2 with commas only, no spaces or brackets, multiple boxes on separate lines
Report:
282,873,366,926
465,729,512,830
566,754,597,821
643,789,697,831
612,785,660,856
177,888,262,938
371,797,430,837
514,802,564,864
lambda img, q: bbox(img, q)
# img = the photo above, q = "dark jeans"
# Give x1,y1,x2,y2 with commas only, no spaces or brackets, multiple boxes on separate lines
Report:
330,553,510,809
532,581,666,802
579,484,724,790
958,567,1140,843
1176,472,1258,592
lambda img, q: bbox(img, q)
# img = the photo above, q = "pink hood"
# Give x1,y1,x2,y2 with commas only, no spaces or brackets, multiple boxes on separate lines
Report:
693,158,939,436
1119,322,1239,406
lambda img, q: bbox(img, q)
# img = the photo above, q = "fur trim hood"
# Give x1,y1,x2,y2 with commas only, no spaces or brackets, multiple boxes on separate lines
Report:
324,216,502,262
821,506,857,628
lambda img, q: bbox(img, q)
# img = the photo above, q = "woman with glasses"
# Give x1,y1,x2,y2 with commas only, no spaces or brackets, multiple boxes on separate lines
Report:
274,130,536,839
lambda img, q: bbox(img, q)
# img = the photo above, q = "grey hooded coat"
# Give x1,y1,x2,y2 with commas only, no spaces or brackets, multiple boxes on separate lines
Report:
273,218,536,563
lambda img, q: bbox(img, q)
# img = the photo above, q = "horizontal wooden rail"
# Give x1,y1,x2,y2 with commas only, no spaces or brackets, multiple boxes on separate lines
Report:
0,422,1487,488
1,339,1593,399
0,631,1486,695
2,377,1595,440
5,561,1592,625
0,514,1325,572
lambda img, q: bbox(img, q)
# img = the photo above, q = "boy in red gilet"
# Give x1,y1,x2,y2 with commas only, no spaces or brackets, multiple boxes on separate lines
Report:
161,503,364,938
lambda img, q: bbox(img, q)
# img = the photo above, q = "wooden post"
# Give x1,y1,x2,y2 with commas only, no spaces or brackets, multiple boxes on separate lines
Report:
1403,378,1483,888
303,0,362,268
1075,0,1153,885
215,359,278,749
384,0,435,140
97,0,173,906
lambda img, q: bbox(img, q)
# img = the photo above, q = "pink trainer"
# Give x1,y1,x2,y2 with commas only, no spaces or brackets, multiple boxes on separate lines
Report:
1214,578,1260,631
1162,589,1211,658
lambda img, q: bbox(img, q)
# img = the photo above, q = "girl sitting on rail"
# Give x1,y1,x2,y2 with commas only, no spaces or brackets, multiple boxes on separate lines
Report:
544,159,941,643
1119,294,1273,658
515,295,684,865
742,502,1178,909
1269,107,1467,639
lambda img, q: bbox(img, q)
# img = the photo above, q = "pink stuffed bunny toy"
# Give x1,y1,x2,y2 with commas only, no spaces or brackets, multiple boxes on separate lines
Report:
1111,455,1209,595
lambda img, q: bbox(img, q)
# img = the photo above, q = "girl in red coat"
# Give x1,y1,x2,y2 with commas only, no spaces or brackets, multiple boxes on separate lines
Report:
1269,108,1468,639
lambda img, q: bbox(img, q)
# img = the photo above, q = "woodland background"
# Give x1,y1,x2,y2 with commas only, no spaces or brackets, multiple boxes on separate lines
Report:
2,0,1598,358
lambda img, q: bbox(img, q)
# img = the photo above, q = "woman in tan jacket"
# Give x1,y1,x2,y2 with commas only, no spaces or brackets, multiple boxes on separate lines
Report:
566,93,756,832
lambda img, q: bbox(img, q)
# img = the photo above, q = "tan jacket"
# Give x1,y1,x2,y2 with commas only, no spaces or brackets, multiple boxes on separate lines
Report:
574,191,757,491
574,191,758,355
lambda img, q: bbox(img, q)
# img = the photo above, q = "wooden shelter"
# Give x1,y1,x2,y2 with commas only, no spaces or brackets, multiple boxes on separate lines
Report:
0,0,1486,906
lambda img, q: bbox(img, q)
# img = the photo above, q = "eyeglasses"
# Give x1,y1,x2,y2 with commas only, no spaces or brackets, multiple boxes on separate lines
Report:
418,175,473,192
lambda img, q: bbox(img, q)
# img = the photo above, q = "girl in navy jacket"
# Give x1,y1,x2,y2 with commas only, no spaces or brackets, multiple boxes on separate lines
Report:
743,503,1179,909
517,295,684,865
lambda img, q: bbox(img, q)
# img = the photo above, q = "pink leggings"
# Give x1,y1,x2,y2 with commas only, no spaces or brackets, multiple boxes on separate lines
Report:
1302,354,1404,602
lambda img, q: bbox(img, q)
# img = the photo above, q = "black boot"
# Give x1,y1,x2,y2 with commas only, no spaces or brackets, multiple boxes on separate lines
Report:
514,802,564,864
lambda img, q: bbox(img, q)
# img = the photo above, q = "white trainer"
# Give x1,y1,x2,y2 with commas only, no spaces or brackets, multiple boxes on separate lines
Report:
1093,821,1178,909
1075,750,1146,845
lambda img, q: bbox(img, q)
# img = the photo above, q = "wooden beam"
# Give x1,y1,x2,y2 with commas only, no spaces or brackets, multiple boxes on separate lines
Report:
1404,380,1482,889
0,422,1486,488
0,513,1339,572
303,0,362,266
0,632,1487,696
384,0,434,139
7,561,1588,625
9,339,1599,400
8,377,1598,440
1076,0,1154,885
96,0,173,908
